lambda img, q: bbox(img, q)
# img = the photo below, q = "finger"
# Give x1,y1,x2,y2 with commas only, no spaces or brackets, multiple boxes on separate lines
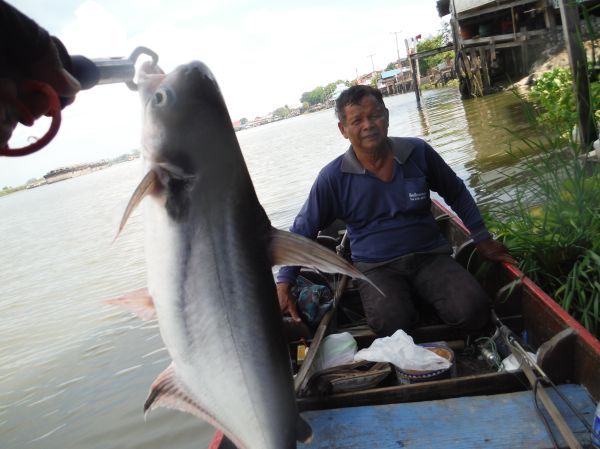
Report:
287,300,302,322
0,106,18,147
0,79,35,125
20,89,51,119
29,40,81,98
52,68,80,97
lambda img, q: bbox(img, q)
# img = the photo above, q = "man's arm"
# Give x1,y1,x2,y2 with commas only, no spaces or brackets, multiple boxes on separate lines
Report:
423,142,515,264
276,170,337,317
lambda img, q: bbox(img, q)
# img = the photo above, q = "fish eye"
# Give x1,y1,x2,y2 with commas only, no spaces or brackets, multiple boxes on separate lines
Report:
153,88,175,107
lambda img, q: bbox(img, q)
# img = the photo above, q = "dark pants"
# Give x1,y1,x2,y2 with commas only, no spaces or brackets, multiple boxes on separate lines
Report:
355,254,490,337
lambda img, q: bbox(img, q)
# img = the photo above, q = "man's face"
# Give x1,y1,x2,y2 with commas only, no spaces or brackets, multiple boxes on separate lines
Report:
338,95,389,153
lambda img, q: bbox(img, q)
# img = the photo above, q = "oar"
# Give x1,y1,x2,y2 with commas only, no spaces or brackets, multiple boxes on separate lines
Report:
294,231,351,395
494,313,583,449
294,275,349,395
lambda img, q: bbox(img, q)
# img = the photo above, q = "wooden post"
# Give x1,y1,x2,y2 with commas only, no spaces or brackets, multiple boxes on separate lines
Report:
405,38,421,104
544,4,556,30
479,47,491,90
520,26,529,74
558,0,598,147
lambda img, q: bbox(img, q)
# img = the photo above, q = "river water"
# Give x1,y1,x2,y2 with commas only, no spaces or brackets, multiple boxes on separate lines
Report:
0,88,532,449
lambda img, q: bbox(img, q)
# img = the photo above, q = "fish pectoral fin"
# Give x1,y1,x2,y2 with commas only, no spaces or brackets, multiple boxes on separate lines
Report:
114,170,159,241
144,362,204,420
296,415,313,443
103,287,156,320
269,228,385,296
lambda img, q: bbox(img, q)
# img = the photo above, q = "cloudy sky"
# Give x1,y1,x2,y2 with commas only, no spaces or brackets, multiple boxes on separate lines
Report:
4,0,447,186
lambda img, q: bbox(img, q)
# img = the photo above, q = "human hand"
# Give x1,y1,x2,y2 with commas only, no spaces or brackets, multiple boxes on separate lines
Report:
0,38,80,149
475,238,517,265
276,282,301,322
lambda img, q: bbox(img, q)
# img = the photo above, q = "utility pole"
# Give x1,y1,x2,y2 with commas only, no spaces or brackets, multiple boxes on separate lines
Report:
367,54,376,74
391,31,405,93
405,38,421,104
391,31,402,66
558,0,598,148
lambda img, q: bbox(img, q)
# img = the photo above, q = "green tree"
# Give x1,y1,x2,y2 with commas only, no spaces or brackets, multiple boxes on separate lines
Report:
300,80,351,107
385,62,397,71
370,72,381,87
272,106,291,119
440,21,453,45
416,33,454,76
240,118,248,125
300,86,326,106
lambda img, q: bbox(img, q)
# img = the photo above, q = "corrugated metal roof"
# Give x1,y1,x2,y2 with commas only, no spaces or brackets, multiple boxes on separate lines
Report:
381,69,401,79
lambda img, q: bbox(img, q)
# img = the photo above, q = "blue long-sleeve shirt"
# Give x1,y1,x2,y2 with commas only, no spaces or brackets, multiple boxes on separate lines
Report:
277,137,491,284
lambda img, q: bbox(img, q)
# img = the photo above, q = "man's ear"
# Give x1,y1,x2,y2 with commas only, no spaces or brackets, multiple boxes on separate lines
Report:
338,121,348,139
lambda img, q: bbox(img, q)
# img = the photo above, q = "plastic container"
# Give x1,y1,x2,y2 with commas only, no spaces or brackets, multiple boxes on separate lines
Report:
395,342,455,384
592,401,600,449
313,332,357,372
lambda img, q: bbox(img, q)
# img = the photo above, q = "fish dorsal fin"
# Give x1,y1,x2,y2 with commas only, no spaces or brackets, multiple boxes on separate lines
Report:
269,228,384,295
144,362,204,420
103,287,156,320
296,415,313,443
114,170,159,241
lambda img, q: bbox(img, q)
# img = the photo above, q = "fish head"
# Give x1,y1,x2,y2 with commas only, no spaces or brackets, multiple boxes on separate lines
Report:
138,61,235,168
127,61,245,226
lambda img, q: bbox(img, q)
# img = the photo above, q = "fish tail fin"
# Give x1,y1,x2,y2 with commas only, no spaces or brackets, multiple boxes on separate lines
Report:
296,415,313,443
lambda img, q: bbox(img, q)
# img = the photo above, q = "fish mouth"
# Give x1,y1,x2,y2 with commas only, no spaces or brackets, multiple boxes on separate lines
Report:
139,60,165,77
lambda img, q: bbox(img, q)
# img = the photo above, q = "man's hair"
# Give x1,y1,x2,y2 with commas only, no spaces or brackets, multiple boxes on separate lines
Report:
335,85,385,122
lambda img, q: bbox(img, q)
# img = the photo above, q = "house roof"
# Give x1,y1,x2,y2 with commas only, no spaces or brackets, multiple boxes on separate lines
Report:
381,68,401,79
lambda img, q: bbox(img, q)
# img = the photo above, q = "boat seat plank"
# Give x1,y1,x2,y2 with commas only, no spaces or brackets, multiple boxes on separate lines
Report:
298,384,595,449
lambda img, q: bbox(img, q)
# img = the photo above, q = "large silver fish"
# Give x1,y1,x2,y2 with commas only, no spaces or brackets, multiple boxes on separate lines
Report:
115,61,379,449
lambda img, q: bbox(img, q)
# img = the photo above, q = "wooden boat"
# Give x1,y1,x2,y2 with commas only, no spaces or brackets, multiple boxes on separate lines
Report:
210,198,600,449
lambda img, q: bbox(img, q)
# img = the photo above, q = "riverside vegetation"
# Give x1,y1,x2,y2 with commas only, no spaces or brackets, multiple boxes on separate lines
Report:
485,27,600,336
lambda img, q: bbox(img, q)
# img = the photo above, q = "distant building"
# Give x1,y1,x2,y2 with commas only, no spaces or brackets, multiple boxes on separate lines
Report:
378,67,413,95
436,0,598,97
356,72,379,86
43,160,110,184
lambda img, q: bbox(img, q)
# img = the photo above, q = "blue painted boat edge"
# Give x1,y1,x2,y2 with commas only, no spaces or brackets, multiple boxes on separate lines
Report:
298,384,595,449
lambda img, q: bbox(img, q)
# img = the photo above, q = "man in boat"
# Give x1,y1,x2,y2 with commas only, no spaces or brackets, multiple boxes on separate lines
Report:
276,85,515,337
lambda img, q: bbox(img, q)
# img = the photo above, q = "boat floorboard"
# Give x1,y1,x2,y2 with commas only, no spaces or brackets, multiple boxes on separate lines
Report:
298,383,595,449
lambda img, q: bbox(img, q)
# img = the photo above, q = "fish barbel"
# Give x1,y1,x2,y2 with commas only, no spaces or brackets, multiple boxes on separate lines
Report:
116,61,379,449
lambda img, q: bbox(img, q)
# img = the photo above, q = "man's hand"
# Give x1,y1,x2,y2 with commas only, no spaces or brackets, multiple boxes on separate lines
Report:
475,238,517,265
276,282,301,322
0,39,80,149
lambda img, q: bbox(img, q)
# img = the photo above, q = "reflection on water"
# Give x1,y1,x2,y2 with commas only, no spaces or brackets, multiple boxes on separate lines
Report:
0,88,534,449
405,88,537,210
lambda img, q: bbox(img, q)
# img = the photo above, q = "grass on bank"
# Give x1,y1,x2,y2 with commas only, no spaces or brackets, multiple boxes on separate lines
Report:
484,52,600,336
486,142,600,336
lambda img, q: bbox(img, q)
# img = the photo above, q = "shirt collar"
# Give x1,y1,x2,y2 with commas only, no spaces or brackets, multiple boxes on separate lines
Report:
340,137,415,174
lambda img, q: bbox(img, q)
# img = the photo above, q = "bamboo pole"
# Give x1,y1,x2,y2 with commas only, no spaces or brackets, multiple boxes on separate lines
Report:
558,0,598,147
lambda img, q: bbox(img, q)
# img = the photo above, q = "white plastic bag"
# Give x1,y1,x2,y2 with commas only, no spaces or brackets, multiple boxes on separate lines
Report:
499,352,537,372
313,332,358,372
354,329,451,371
